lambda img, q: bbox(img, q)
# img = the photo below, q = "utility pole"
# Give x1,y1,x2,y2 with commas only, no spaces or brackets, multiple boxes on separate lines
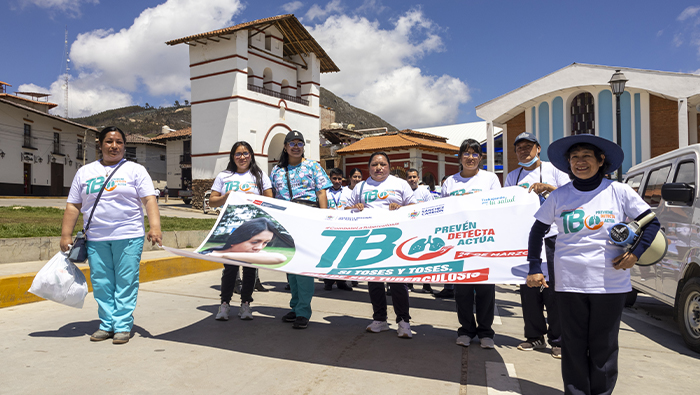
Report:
63,27,70,118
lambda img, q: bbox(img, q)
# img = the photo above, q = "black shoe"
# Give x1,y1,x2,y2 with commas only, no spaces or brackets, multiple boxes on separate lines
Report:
254,278,269,292
337,281,353,291
284,283,291,290
407,283,414,290
386,288,392,296
433,289,455,299
413,284,433,293
292,316,309,329
324,283,333,291
282,311,297,322
351,281,359,287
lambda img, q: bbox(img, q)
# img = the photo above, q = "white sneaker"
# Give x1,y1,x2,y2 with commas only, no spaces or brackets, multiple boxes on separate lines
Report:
480,337,495,349
238,302,253,320
456,335,473,347
397,321,413,339
366,320,390,333
215,302,230,321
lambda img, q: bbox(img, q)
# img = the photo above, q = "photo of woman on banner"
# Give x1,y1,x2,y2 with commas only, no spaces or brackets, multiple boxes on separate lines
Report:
203,218,286,265
270,130,332,330
526,134,660,395
442,138,501,350
208,141,274,322
504,132,570,359
347,151,417,339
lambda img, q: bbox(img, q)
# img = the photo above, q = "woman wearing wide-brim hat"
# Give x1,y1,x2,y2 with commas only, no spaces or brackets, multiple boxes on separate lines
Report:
526,134,660,395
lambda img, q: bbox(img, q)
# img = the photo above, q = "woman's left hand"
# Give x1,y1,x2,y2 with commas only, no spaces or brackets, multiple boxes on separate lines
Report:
528,183,555,195
389,202,401,211
147,229,162,246
612,251,638,270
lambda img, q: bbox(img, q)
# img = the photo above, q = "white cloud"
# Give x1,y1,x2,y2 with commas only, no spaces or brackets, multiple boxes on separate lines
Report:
678,6,700,21
309,10,470,128
356,0,387,15
281,1,303,13
15,0,98,17
26,0,244,118
673,33,684,47
305,0,343,22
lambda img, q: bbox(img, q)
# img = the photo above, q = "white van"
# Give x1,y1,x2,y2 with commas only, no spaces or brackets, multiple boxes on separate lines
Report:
624,145,700,353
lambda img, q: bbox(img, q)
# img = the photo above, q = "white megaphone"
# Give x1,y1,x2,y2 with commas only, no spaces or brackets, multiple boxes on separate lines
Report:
608,212,668,266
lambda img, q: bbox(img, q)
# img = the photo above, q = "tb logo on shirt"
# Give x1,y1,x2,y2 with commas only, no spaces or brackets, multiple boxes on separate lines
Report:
362,189,393,203
85,176,117,194
449,189,481,196
225,181,253,193
560,209,604,234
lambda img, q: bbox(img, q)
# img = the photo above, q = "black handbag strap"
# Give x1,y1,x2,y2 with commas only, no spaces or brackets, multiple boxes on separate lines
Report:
285,166,295,201
85,160,126,232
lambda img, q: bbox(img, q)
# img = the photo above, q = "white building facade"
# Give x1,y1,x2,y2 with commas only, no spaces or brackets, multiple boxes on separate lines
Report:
476,63,700,176
0,93,97,196
166,14,339,207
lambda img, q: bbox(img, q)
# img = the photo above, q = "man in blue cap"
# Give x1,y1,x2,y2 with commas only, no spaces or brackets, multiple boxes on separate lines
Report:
505,132,570,358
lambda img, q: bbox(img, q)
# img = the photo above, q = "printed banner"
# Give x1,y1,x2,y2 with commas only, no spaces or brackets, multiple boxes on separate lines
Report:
165,187,542,284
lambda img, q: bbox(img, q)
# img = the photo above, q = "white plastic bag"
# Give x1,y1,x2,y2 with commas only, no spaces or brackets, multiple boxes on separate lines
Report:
28,251,88,309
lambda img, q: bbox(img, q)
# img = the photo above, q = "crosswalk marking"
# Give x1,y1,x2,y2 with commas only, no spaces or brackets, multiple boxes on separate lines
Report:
485,361,522,394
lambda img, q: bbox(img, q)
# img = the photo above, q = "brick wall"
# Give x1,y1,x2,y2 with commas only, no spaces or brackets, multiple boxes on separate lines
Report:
320,106,335,130
649,94,679,157
504,111,526,174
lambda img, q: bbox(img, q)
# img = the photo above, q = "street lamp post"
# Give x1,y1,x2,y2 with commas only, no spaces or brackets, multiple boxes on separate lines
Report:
609,70,628,182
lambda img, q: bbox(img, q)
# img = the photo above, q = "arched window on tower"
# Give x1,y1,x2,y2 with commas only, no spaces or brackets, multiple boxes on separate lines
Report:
571,92,595,135
263,68,273,91
281,79,290,96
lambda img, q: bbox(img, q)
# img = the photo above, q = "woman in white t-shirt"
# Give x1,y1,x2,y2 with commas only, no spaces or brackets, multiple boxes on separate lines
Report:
442,139,501,350
208,141,273,322
60,126,162,345
348,167,363,190
347,152,417,339
526,134,660,395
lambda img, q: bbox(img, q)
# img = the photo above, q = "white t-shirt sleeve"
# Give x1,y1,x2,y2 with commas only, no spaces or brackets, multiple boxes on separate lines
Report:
504,169,518,187
347,182,362,207
554,166,571,188
488,172,502,190
211,172,227,194
67,169,84,204
402,180,417,205
534,188,558,225
620,183,650,219
261,172,272,192
135,165,156,197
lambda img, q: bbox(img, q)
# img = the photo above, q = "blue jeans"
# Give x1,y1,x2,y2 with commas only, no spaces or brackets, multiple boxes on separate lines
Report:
87,237,144,333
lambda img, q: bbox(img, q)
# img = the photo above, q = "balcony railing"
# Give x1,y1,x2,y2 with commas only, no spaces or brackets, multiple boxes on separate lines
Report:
247,84,309,106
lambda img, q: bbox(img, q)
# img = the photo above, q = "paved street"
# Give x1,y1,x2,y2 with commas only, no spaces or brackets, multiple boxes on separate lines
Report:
0,197,214,219
1,266,697,394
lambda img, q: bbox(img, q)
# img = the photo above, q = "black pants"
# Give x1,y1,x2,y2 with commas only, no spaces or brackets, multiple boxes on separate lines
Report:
520,236,560,345
557,292,626,395
220,265,256,304
455,283,495,339
368,282,410,323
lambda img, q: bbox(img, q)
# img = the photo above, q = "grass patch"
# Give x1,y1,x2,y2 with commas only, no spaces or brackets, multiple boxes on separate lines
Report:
0,206,216,239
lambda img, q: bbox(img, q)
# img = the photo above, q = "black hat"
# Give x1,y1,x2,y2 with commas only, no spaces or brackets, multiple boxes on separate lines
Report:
547,134,624,174
514,132,539,146
284,130,304,144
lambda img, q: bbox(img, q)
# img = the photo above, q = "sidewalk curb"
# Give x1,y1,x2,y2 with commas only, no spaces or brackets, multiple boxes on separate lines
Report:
0,256,221,309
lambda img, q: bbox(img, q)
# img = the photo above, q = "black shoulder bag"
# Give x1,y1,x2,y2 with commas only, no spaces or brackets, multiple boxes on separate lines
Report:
285,165,320,208
68,160,126,263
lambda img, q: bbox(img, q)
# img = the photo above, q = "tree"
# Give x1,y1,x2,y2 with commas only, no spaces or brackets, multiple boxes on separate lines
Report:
144,103,150,109
174,100,180,108
184,100,189,106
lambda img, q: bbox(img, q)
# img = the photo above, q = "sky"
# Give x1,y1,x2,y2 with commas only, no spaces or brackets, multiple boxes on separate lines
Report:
4,0,700,130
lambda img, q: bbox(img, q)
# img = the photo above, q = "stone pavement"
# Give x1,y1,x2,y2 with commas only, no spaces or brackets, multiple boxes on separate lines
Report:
1,264,698,394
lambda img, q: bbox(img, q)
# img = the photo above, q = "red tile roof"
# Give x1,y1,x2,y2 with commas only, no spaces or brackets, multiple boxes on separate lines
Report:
0,93,58,109
126,134,165,146
336,130,459,155
150,127,191,141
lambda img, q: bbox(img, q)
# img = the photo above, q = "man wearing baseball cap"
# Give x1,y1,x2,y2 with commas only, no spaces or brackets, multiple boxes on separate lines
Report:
504,132,570,358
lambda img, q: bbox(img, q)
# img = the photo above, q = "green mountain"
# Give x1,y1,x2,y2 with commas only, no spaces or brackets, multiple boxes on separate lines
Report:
70,88,396,134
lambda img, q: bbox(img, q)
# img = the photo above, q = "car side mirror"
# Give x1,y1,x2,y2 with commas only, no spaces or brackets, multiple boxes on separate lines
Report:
661,183,695,205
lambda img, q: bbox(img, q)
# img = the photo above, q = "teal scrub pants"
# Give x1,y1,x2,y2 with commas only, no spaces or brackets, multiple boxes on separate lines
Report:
288,273,314,319
87,237,144,333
